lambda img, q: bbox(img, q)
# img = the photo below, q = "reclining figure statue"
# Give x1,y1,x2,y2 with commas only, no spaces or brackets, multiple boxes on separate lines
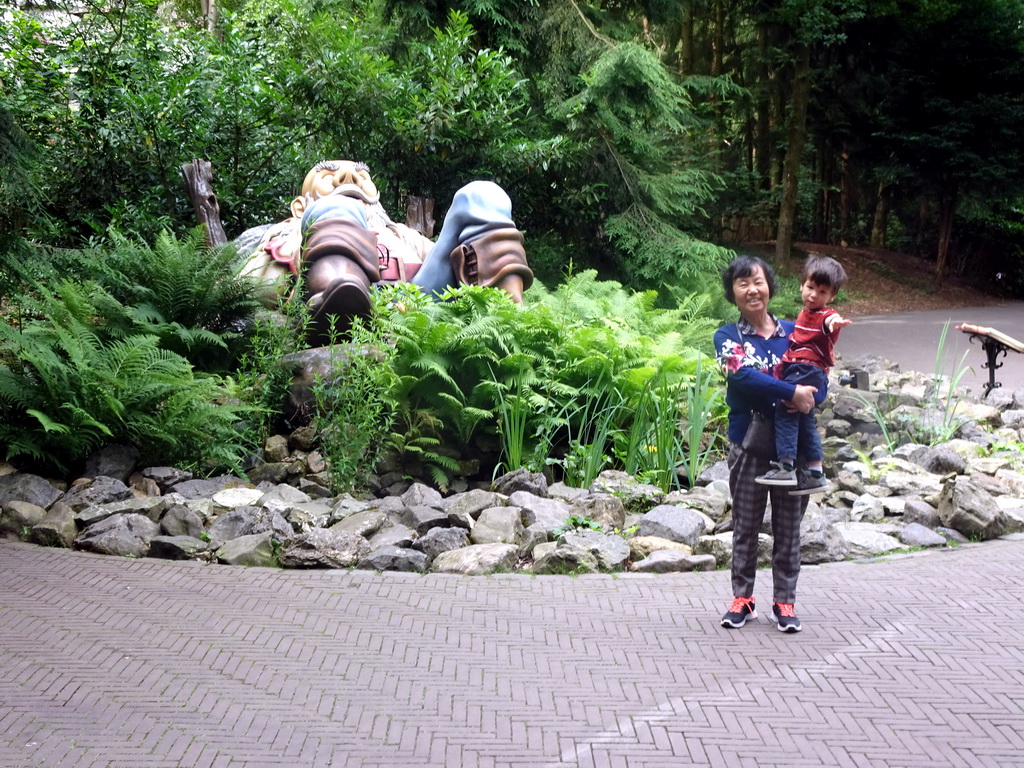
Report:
239,160,534,346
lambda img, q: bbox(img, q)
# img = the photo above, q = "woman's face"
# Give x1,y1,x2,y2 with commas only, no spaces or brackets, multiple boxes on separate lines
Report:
732,266,771,317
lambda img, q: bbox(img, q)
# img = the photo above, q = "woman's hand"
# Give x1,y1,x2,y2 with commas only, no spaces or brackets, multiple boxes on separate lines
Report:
780,384,817,414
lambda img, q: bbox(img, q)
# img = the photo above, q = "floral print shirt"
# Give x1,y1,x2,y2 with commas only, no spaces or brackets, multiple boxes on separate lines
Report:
714,315,798,444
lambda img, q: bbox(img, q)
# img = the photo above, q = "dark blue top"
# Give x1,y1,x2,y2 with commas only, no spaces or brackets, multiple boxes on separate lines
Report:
714,316,799,445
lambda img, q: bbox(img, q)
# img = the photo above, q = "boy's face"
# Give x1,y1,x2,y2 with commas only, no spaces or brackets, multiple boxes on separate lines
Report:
801,279,836,311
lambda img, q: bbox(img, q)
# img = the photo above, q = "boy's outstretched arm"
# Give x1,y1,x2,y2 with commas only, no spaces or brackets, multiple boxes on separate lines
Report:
826,314,852,331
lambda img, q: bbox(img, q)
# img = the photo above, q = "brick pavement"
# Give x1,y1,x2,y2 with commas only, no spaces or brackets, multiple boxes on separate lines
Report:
2,537,1024,768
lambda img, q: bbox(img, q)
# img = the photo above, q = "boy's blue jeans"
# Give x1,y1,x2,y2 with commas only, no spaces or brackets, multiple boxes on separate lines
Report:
774,363,828,463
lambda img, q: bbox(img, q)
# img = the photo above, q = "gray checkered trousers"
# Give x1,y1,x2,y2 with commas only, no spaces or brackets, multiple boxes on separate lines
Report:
727,443,809,604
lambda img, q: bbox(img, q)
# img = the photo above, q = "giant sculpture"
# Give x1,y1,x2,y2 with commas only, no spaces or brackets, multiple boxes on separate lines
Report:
240,161,534,346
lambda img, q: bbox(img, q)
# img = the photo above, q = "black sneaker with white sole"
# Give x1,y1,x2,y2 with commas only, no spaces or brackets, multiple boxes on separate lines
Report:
789,470,829,496
769,602,802,633
721,596,757,628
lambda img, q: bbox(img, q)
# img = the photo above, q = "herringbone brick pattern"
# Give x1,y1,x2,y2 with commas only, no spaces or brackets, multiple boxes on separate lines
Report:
2,537,1024,767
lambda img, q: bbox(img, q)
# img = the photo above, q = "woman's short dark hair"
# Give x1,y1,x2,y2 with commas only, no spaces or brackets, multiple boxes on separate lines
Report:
722,255,776,305
804,255,847,292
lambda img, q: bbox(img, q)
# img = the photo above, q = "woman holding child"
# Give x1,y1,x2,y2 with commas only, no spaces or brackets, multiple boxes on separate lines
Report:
713,255,819,633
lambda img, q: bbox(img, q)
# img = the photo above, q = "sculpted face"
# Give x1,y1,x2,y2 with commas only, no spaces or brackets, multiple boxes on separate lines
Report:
289,160,380,219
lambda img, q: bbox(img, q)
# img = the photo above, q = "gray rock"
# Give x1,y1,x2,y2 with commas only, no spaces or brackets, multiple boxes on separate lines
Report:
799,516,850,564
851,494,885,523
208,506,291,543
284,501,333,532
160,504,206,539
75,513,160,557
696,460,730,486
508,492,571,530
430,543,519,574
629,549,715,573
664,486,729,524
0,500,47,539
492,468,548,497
401,505,450,535
546,482,589,502
95,496,168,524
518,523,549,558
902,499,940,528
629,536,692,561
82,444,139,482
636,504,707,547
139,466,193,492
357,546,431,573
28,502,76,548
937,477,1009,540
470,507,524,545
264,434,289,462
328,494,372,524
217,532,278,567
589,470,663,512
837,522,905,558
278,528,370,568
368,523,418,549
0,473,63,509
878,471,943,498
569,494,626,531
899,522,947,548
530,544,599,574
367,496,405,516
444,489,507,518
413,527,468,559
401,482,444,510
330,509,388,538
560,529,630,570
148,535,211,560
693,534,731,568
915,445,966,475
246,462,291,484
171,476,249,499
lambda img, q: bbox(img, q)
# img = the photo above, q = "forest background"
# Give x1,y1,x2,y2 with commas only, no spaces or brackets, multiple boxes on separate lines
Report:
1,0,1023,488
4,0,1024,295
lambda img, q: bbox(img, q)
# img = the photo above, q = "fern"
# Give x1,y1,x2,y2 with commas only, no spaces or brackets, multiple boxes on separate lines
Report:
0,281,253,474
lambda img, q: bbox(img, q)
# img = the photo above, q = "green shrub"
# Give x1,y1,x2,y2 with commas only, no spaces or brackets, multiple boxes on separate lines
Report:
371,273,729,485
0,281,253,474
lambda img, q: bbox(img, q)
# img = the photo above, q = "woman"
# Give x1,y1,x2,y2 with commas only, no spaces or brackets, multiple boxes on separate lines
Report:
714,255,818,633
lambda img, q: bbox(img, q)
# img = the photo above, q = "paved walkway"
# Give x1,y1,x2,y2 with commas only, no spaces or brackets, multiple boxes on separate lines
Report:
840,304,1024,395
3,537,1024,768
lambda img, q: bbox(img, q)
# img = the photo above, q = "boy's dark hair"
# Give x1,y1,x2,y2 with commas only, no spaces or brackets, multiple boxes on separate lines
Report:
722,255,777,305
804,255,847,292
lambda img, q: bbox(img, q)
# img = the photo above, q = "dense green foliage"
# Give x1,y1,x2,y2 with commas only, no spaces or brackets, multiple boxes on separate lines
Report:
3,0,1024,487
0,281,254,474
352,275,726,491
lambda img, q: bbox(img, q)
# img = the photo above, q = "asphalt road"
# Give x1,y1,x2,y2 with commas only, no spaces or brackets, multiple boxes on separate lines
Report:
838,303,1024,397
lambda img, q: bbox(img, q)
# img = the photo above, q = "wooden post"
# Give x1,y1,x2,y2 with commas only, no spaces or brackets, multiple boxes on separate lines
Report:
405,195,435,238
180,159,228,247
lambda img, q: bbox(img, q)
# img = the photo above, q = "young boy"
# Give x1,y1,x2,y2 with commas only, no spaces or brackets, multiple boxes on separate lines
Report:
756,255,850,495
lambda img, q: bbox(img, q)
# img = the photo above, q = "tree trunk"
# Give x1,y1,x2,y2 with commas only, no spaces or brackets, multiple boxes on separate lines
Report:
812,137,828,242
711,0,724,77
405,195,435,238
869,181,890,248
754,25,772,189
935,180,958,279
839,144,852,245
200,0,218,34
775,44,811,263
180,159,228,247
915,197,929,255
679,0,694,77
